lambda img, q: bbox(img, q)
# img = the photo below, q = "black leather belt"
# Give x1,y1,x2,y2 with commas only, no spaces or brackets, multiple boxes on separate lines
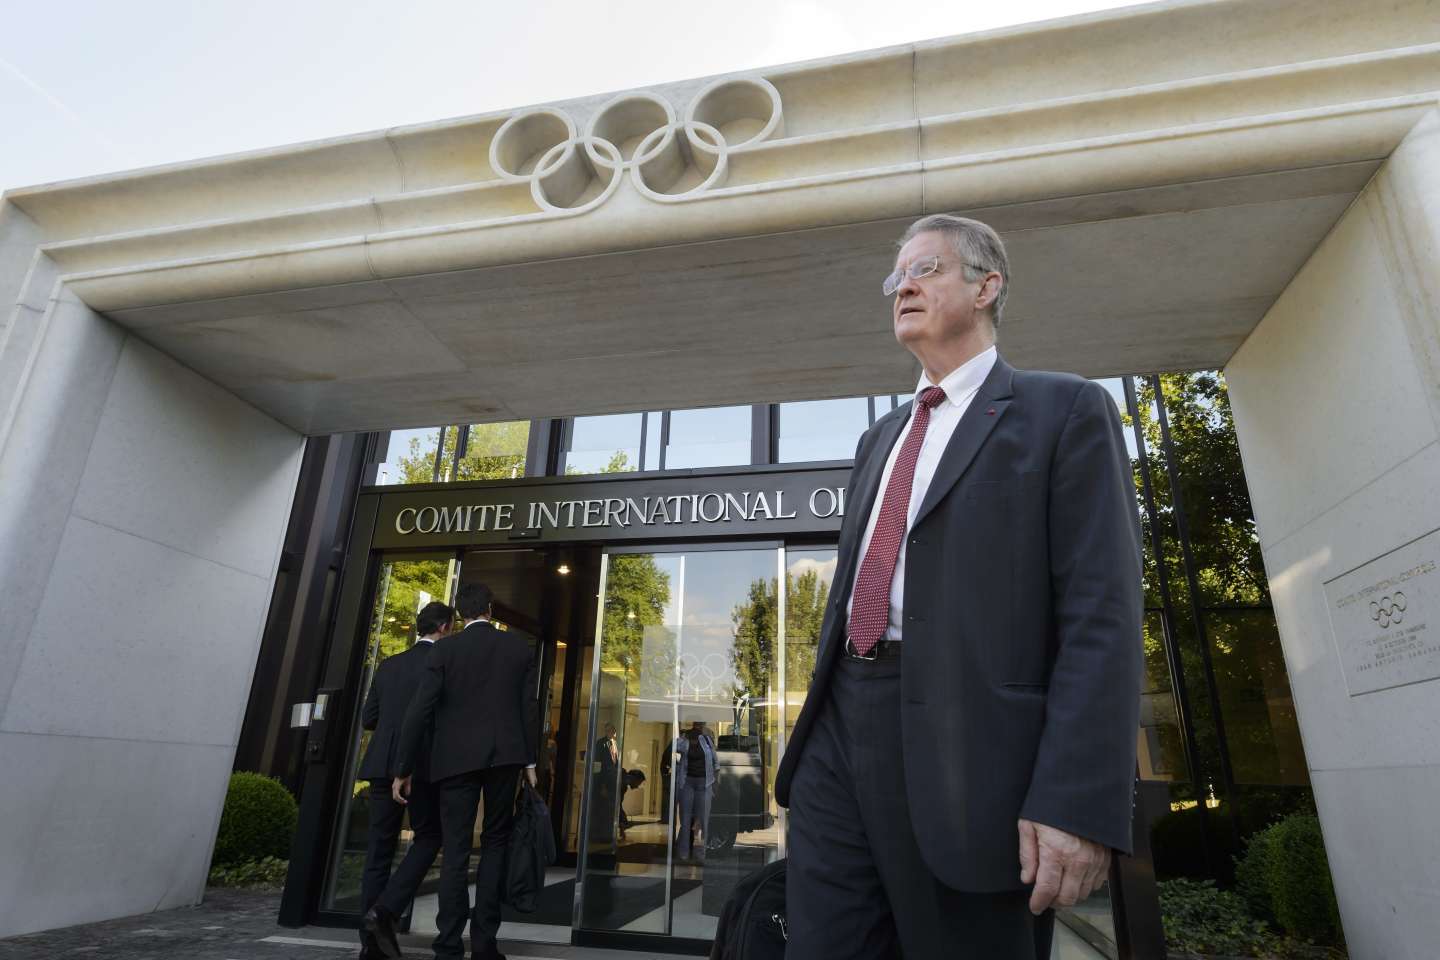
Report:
844,638,903,661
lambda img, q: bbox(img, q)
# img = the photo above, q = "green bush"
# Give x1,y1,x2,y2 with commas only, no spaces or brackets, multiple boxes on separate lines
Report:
208,855,290,888
213,772,298,867
1234,825,1277,923
1159,878,1276,958
1266,815,1342,946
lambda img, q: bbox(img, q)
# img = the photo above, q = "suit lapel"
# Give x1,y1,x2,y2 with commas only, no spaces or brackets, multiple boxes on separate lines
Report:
832,408,909,604
911,356,1016,529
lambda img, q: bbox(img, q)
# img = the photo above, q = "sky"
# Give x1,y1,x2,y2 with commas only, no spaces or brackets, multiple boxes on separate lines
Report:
2,0,1142,196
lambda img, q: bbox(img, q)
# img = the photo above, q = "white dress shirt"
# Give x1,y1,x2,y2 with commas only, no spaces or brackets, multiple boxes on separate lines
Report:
846,346,998,644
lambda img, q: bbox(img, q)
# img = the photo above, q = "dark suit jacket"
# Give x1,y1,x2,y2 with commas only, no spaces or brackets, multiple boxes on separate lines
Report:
357,641,434,783
395,620,540,783
775,355,1143,892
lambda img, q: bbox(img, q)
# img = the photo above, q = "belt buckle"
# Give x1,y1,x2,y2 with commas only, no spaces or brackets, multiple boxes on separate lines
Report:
844,636,879,661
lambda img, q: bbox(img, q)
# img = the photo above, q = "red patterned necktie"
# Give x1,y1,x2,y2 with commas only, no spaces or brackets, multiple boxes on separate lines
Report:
848,386,947,656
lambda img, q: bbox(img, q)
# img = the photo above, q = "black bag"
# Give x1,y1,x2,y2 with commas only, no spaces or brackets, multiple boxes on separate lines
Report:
709,857,787,960
504,782,556,913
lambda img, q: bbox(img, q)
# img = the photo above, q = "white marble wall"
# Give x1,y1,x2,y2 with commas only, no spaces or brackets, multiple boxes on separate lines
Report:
1226,109,1440,960
0,292,304,936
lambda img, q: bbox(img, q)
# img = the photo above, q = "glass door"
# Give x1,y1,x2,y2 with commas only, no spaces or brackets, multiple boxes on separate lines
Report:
320,553,459,913
575,544,786,940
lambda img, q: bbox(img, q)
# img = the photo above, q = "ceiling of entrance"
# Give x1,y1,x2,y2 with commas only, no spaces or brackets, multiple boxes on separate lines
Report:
106,161,1375,435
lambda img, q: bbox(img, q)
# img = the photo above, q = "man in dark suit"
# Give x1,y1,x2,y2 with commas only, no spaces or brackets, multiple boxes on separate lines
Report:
775,214,1143,958
387,582,539,960
357,600,451,959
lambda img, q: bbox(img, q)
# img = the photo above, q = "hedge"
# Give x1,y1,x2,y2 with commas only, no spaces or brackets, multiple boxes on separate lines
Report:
212,772,298,867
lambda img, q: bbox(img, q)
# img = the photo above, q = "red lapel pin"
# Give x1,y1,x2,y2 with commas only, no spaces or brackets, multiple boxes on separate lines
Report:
986,408,996,415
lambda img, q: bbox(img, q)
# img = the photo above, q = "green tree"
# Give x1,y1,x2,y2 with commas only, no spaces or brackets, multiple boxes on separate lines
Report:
1127,373,1311,882
368,559,452,663
784,568,829,694
1133,374,1267,606
600,553,672,693
727,567,830,705
730,576,778,703
394,421,530,484
566,449,633,476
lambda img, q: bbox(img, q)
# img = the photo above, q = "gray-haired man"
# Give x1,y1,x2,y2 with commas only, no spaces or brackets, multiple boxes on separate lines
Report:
776,215,1143,958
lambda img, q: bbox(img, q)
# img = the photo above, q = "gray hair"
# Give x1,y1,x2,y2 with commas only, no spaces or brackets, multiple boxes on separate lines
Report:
898,215,1010,327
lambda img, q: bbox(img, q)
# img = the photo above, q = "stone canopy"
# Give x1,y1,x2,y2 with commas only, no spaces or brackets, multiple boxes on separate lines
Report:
3,0,1437,435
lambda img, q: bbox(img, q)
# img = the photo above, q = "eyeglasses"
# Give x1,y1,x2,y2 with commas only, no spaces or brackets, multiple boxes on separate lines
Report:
882,255,985,297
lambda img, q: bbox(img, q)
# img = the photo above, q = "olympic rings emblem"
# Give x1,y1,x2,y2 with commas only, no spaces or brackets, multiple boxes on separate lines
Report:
487,78,784,214
1370,592,1407,629
675,651,733,695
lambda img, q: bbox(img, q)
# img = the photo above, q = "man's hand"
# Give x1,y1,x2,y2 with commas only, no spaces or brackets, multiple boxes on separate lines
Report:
524,767,537,788
1018,818,1111,915
392,775,411,805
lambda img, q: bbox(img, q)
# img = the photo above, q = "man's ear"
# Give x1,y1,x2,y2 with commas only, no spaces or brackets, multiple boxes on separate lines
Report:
977,272,1002,311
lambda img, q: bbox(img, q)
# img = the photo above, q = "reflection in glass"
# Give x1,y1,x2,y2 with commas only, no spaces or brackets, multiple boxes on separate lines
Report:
322,557,455,912
565,414,644,475
777,399,869,463
374,428,443,486
782,548,837,751
577,548,783,940
454,421,529,481
1138,610,1185,781
1205,609,1307,785
664,406,751,470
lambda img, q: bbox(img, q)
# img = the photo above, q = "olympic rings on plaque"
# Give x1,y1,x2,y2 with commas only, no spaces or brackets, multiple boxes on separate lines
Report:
488,78,784,212
1370,592,1407,629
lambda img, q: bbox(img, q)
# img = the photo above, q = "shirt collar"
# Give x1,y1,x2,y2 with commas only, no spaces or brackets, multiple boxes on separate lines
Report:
416,637,437,645
912,345,997,407
464,616,489,627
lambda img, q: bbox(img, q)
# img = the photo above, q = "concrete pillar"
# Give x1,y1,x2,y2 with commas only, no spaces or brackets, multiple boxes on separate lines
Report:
0,287,304,935
1225,109,1440,959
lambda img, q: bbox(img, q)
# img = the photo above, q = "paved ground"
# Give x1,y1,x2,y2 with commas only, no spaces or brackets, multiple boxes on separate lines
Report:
0,888,1106,959
0,890,696,960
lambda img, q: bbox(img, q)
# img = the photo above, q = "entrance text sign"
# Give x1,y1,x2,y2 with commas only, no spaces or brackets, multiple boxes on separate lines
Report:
1323,527,1440,696
370,467,850,548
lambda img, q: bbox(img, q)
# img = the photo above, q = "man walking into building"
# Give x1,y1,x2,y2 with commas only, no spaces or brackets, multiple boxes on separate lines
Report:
775,215,1143,958
357,600,452,959
384,582,539,960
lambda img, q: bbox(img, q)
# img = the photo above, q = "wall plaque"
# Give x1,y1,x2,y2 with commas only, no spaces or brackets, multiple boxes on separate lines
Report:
1323,527,1440,696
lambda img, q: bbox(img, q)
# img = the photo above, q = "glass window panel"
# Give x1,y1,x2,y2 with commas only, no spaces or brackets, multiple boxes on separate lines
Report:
565,633,599,857
1159,373,1268,606
321,556,456,912
1205,609,1308,786
454,421,529,481
565,413,643,475
663,406,751,470
782,548,838,752
872,394,901,421
777,399,869,463
577,547,782,940
642,411,663,471
1093,377,1139,461
373,427,441,486
1138,610,1186,782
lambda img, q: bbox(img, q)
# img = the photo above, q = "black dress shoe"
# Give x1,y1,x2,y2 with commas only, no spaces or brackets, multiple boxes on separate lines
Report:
363,906,403,960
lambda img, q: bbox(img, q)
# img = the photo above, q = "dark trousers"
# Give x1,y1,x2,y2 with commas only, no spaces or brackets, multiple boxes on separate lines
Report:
362,778,442,919
435,765,523,958
785,655,1054,959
